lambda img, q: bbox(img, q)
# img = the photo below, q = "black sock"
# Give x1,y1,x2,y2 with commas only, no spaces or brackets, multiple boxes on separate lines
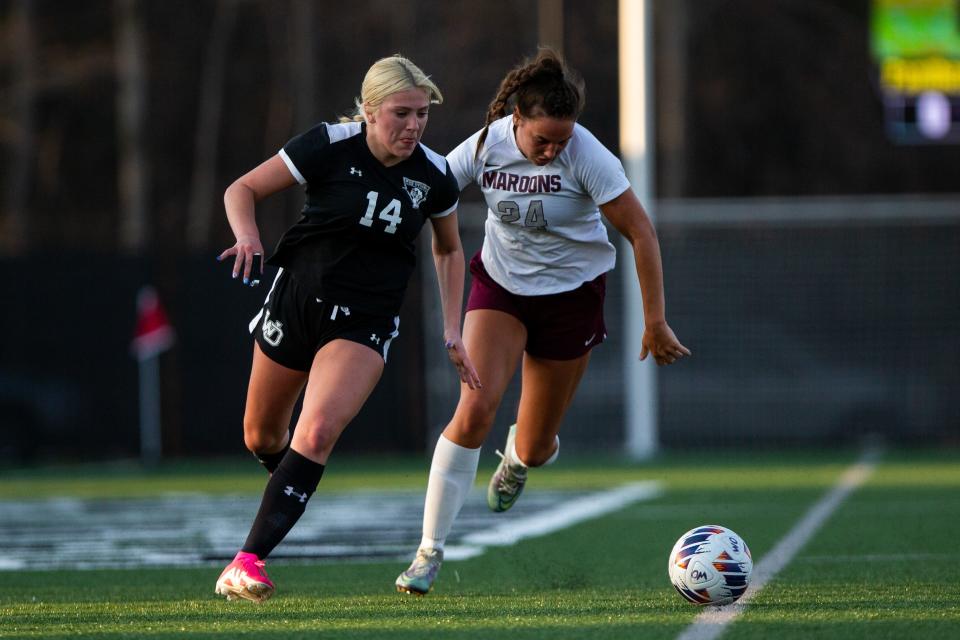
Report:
242,449,324,559
253,439,291,474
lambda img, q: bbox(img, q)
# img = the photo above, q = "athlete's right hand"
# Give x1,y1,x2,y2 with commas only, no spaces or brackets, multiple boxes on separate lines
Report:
445,336,482,390
218,234,265,287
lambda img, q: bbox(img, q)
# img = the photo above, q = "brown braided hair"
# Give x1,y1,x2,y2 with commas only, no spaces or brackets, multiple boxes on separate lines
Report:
475,48,585,159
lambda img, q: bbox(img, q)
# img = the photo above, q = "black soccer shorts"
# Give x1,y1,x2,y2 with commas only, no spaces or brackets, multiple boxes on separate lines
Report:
249,269,400,371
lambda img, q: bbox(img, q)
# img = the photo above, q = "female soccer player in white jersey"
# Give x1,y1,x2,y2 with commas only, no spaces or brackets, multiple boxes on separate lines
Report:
396,48,690,595
212,54,480,603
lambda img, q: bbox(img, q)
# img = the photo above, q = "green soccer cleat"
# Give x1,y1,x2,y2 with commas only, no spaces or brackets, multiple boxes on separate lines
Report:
395,547,444,595
487,424,528,512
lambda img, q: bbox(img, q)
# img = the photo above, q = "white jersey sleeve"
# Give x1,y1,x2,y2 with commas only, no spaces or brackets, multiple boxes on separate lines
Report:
451,116,631,296
446,130,484,190
571,126,632,206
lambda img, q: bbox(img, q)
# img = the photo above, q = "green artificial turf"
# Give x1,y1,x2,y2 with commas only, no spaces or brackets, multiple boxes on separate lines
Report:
1,449,958,639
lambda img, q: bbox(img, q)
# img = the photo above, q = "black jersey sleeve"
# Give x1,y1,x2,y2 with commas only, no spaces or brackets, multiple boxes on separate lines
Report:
425,156,461,219
281,123,333,185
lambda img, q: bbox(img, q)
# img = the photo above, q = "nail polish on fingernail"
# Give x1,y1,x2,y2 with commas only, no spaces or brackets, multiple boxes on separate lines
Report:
243,277,249,284
232,272,238,279
216,256,221,261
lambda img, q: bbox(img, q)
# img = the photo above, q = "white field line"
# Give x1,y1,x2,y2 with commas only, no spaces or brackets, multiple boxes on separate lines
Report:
443,481,663,561
675,449,881,640
803,553,938,563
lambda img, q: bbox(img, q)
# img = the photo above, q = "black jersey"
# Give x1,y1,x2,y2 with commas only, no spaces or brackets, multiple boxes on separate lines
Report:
267,121,459,315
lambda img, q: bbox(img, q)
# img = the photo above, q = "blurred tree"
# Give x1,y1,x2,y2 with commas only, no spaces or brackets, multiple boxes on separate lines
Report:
115,0,149,252
3,0,36,255
539,0,564,54
290,0,317,132
186,0,237,250
3,0,956,256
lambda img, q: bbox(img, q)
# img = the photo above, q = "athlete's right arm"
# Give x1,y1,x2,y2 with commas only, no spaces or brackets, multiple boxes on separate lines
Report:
219,155,297,284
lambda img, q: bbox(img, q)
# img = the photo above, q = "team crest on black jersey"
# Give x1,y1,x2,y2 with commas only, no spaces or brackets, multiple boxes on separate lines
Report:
402,177,430,209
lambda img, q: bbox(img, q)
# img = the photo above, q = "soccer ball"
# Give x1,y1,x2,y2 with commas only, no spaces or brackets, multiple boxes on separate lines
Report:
667,524,753,606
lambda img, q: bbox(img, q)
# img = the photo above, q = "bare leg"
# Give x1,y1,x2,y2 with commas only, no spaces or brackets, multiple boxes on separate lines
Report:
243,342,308,454
235,339,384,563
413,310,526,553
442,309,528,447
290,339,385,464
513,351,591,466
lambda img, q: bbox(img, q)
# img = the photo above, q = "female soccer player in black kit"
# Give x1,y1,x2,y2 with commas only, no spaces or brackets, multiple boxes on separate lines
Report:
213,54,480,603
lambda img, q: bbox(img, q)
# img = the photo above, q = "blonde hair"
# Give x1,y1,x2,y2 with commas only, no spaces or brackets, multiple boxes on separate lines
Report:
340,54,443,123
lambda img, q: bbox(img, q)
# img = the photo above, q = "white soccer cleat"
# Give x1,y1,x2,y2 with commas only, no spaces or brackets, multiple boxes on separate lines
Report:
487,424,528,512
395,547,444,595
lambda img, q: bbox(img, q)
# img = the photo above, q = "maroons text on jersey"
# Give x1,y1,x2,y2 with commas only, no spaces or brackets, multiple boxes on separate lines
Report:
447,116,630,297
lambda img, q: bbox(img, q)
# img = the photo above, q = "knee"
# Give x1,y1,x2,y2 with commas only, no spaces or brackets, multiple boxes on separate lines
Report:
447,397,499,444
292,414,343,459
242,418,288,454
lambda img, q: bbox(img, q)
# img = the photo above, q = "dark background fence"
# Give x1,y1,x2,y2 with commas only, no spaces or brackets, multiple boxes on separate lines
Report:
0,252,430,460
424,199,960,452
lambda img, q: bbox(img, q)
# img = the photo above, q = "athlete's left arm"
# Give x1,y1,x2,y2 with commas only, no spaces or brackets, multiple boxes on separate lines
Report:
429,212,481,389
600,188,692,365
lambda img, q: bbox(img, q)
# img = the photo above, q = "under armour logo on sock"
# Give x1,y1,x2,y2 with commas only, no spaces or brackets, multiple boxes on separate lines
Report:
350,167,362,177
369,333,381,344
283,486,308,503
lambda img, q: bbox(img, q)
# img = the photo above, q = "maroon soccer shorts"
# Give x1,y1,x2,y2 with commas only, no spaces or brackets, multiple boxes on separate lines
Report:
465,252,607,361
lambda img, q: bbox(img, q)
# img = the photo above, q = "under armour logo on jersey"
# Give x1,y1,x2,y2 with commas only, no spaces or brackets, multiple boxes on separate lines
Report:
369,333,381,345
262,310,284,347
283,486,308,503
350,167,362,177
403,177,430,209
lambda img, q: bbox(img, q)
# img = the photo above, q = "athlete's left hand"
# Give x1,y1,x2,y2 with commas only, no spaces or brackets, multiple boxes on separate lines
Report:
444,336,482,390
640,321,691,366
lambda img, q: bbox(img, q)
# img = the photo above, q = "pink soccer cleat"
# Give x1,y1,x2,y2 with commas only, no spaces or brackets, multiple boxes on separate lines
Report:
215,551,275,603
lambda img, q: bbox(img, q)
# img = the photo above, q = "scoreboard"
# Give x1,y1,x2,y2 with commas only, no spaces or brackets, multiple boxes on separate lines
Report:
872,0,960,143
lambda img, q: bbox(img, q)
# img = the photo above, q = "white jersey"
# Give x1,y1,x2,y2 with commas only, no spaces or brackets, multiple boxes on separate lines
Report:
447,115,631,295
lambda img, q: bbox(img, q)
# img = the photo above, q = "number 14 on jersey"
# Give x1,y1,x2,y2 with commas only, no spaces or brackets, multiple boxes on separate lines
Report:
359,190,403,234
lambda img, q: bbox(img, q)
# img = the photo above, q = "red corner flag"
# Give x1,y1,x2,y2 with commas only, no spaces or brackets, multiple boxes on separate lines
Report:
131,285,175,361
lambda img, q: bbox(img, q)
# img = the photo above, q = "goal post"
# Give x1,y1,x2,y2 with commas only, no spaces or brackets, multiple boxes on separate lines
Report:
619,0,658,459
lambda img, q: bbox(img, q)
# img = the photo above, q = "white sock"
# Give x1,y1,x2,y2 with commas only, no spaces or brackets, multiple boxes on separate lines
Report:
509,435,560,467
419,435,481,551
